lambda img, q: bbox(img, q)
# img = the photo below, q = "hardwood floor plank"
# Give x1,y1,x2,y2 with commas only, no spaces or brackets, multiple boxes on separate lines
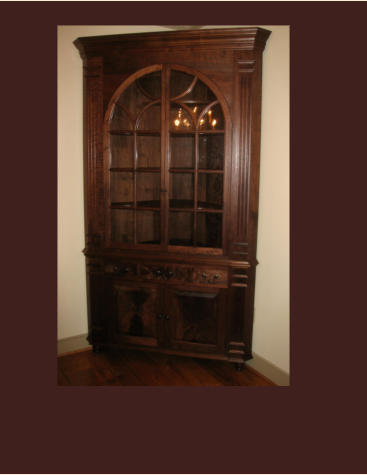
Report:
57,349,276,387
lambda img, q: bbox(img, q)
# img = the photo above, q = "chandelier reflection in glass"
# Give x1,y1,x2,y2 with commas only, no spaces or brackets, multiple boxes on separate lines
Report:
173,106,218,130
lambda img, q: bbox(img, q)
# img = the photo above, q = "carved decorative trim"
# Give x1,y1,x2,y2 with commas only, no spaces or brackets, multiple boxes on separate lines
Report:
74,28,271,60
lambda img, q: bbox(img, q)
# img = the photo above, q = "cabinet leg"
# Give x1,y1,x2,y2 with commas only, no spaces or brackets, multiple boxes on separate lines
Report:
235,362,244,371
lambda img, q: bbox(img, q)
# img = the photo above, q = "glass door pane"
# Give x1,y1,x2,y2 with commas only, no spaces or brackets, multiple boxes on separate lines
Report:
136,172,161,208
136,211,161,244
110,172,134,206
110,134,134,168
137,135,161,168
169,212,194,246
111,209,134,244
197,213,222,248
198,134,224,170
169,172,194,209
197,173,223,210
170,134,195,169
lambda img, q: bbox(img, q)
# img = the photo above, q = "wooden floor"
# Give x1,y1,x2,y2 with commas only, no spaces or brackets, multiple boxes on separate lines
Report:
58,348,276,386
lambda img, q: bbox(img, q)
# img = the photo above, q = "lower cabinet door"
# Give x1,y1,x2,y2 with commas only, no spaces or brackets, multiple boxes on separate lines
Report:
165,287,227,354
112,282,161,347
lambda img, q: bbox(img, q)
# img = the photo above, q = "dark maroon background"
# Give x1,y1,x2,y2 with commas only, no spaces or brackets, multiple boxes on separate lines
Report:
1,1,366,473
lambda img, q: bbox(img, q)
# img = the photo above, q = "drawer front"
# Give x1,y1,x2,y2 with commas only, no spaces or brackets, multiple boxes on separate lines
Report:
104,260,228,288
104,262,138,279
140,264,228,288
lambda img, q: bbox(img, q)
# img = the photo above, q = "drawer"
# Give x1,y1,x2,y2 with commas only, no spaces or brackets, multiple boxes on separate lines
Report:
104,262,137,278
191,268,227,286
140,263,228,287
103,260,228,287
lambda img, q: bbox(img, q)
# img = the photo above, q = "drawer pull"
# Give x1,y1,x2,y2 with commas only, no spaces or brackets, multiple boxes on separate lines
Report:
113,266,129,274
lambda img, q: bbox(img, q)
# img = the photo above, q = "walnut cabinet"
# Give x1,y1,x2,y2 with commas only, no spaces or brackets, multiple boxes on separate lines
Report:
74,27,271,367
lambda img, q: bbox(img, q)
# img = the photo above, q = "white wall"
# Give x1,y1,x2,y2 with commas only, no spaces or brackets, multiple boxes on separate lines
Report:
58,25,289,375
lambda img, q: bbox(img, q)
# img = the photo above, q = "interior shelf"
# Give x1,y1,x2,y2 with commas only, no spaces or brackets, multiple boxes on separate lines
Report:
170,129,224,135
111,200,161,210
168,168,224,174
169,199,223,212
110,200,223,212
110,168,160,173
110,130,161,136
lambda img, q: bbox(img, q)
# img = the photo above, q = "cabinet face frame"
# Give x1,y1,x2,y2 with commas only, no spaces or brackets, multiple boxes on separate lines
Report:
75,27,271,365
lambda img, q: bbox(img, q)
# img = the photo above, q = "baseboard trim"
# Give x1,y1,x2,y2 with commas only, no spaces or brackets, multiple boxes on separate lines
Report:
57,333,91,356
57,334,290,385
246,352,290,386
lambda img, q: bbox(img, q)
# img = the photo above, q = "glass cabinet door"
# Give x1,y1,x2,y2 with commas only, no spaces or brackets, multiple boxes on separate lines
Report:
168,69,224,249
108,68,162,246
106,66,226,252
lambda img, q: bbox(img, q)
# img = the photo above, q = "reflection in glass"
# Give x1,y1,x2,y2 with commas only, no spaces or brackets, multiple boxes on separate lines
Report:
199,103,224,130
170,104,193,131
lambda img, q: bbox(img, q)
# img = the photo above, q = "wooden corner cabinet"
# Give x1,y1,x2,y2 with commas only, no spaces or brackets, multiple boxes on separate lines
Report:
74,27,271,368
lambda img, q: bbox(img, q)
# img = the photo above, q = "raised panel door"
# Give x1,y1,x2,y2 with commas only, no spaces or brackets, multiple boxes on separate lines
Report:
112,282,162,347
164,286,227,354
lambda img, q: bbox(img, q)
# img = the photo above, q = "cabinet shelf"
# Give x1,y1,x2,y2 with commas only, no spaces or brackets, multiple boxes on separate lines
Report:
111,200,223,212
111,200,161,210
169,199,223,212
168,168,224,174
110,130,161,136
170,130,224,136
110,168,160,173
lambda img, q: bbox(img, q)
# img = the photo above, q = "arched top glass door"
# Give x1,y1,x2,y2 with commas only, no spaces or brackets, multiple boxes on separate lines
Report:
105,65,228,252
